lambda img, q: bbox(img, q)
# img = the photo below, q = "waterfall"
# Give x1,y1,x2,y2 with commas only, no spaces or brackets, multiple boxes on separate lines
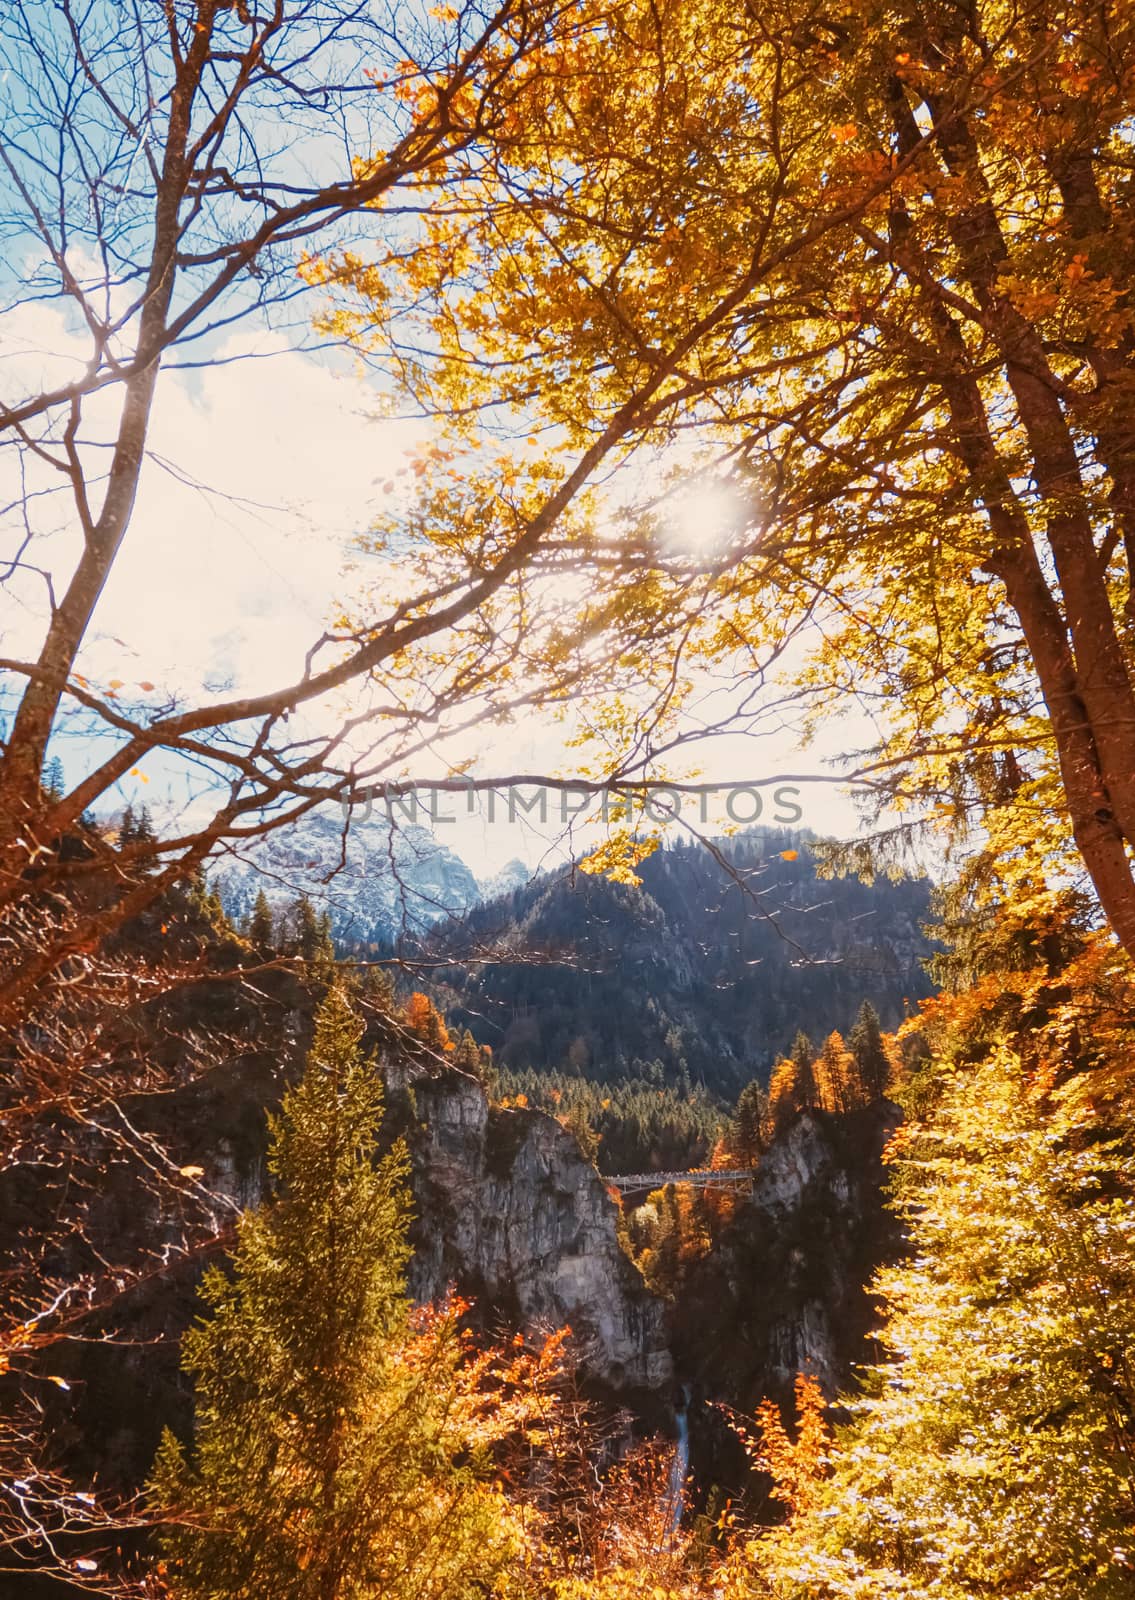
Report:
664,1385,691,1541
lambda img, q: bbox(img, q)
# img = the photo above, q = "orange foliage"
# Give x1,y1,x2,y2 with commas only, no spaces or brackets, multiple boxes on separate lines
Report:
725,1372,833,1519
402,990,452,1051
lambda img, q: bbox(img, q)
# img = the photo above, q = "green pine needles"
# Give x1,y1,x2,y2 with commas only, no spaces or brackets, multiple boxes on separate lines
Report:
149,985,519,1600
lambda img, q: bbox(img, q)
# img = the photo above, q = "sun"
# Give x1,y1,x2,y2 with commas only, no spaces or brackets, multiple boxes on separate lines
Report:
665,479,746,557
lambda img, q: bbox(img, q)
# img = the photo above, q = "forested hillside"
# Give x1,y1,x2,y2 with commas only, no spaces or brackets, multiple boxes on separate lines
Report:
436,830,934,1095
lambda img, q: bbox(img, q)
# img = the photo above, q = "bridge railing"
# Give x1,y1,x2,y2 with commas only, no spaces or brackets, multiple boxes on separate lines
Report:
604,1168,756,1190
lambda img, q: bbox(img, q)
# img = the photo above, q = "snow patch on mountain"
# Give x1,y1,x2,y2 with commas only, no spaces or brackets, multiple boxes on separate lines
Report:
212,807,487,946
476,857,533,903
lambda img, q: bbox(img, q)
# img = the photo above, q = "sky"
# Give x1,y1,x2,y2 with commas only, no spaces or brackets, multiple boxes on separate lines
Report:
1,304,869,877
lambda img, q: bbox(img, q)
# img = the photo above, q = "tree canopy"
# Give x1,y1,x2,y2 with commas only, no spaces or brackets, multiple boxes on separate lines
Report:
312,0,1135,956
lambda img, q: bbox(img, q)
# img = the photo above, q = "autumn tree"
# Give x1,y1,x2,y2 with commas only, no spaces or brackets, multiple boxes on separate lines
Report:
403,990,452,1054
318,0,1135,959
813,1032,859,1116
724,1372,833,1529
149,986,520,1600
763,1065,796,1142
764,1032,820,1140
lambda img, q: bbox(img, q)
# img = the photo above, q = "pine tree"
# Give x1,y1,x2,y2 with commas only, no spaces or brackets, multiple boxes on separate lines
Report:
453,1027,484,1078
291,894,335,978
361,962,397,1014
789,1031,819,1110
789,1031,813,1070
849,1000,890,1102
762,1047,1135,1600
149,987,519,1600
247,890,276,954
730,1080,767,1167
42,755,65,801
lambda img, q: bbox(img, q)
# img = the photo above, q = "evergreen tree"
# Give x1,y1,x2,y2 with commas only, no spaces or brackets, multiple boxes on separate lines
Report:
789,1031,819,1109
730,1080,767,1167
247,890,276,954
119,802,138,845
120,802,156,848
291,894,335,977
789,1031,814,1069
149,987,519,1600
453,1027,484,1078
849,999,890,1102
360,962,397,1014
761,1047,1135,1600
42,754,65,800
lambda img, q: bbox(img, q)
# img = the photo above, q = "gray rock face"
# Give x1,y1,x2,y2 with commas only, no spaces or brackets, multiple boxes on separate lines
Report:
669,1101,902,1411
402,1067,672,1394
752,1110,854,1218
746,1106,901,1393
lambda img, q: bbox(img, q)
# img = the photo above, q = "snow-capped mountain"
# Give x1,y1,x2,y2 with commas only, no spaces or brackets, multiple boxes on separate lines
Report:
212,807,490,947
476,857,532,902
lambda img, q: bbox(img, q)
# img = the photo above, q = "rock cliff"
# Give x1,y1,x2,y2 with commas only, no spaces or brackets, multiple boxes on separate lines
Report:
400,1066,672,1396
746,1105,901,1392
662,1101,903,1498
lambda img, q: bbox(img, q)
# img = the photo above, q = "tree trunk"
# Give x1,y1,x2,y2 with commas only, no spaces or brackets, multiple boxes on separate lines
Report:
0,5,217,850
926,101,1135,855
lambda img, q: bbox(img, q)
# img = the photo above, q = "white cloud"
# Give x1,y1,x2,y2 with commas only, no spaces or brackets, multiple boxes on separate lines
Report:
1,308,873,869
91,334,424,695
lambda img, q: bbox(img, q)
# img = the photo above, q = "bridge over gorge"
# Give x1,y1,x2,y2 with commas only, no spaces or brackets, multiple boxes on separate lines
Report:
604,1168,757,1193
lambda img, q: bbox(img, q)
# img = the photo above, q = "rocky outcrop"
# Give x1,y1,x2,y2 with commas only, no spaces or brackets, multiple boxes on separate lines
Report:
401,1067,672,1395
666,1100,904,1498
709,1102,900,1397
744,1106,900,1392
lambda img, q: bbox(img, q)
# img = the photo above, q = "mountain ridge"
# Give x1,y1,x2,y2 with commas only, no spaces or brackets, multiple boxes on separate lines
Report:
430,827,936,1097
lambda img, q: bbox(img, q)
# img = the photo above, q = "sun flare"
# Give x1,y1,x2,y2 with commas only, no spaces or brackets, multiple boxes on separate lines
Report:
665,480,746,557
